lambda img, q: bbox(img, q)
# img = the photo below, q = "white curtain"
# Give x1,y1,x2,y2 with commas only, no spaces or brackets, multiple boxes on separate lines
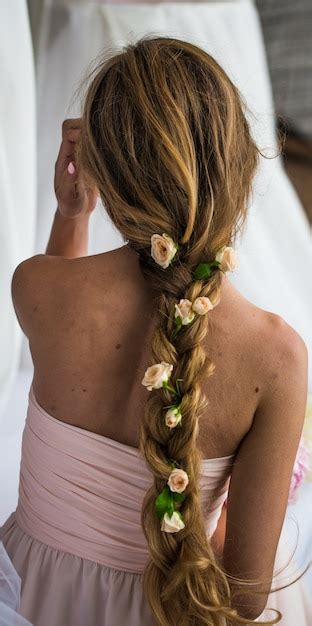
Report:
0,2,36,421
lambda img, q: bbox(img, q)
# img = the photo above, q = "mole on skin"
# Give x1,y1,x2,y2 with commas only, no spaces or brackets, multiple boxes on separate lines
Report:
255,387,259,393
115,343,121,349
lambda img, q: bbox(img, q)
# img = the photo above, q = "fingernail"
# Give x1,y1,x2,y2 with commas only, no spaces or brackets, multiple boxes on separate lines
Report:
68,161,75,175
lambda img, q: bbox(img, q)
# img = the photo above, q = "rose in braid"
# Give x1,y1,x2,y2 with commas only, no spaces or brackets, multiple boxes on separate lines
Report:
139,245,235,625
140,240,232,538
79,35,288,626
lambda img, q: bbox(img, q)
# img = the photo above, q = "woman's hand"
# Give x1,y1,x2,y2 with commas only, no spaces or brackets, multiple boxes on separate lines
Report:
54,118,98,219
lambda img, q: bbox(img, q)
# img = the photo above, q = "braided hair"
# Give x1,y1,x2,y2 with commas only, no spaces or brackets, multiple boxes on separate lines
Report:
80,36,283,625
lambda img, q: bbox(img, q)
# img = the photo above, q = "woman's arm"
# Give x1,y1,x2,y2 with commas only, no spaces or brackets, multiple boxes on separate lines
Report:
46,118,97,258
210,503,227,563
45,208,90,258
11,119,98,335
222,314,308,620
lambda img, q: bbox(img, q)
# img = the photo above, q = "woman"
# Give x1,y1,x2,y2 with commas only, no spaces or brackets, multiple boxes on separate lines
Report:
0,37,309,626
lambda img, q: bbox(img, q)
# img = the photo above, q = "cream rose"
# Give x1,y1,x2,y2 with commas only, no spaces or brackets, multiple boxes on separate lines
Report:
174,299,195,325
167,468,189,493
215,246,237,272
192,296,214,315
165,406,182,429
141,361,173,392
161,511,185,533
151,233,178,269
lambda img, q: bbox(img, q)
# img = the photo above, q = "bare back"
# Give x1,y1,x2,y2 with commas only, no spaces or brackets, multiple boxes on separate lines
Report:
15,244,275,459
12,242,308,618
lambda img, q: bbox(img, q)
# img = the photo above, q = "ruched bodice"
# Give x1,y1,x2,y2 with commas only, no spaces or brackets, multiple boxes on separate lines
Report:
2,385,312,626
15,385,235,573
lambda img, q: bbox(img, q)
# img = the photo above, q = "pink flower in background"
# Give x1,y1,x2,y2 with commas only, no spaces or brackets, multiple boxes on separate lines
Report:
288,438,312,504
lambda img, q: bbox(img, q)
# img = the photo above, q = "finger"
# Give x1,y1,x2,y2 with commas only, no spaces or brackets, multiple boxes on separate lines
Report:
55,119,82,171
66,162,88,200
67,161,76,176
67,129,80,142
56,117,82,169
55,144,74,180
56,163,81,207
62,118,82,138
55,134,80,178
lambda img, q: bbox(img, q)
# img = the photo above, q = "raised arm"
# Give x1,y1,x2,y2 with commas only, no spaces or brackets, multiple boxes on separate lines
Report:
46,118,98,258
45,208,90,258
222,313,308,620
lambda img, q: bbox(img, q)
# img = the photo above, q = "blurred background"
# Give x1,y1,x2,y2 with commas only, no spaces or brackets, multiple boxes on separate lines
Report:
0,0,311,590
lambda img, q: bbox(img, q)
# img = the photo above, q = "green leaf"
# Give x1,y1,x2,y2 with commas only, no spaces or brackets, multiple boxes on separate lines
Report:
192,262,218,280
172,492,185,502
155,486,173,519
172,317,183,342
175,316,183,330
168,498,175,516
171,328,180,342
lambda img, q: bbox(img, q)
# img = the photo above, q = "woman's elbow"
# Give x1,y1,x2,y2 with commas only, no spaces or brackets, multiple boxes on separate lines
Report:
231,591,268,622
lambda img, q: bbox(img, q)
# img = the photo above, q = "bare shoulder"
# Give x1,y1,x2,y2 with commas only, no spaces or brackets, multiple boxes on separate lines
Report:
263,309,307,356
12,253,65,302
11,254,69,338
257,308,308,398
232,279,306,345
255,310,308,455
222,280,308,391
10,247,134,339
230,279,308,394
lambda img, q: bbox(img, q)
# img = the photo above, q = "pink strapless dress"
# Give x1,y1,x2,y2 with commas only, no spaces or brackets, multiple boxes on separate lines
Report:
1,385,311,626
0,385,234,626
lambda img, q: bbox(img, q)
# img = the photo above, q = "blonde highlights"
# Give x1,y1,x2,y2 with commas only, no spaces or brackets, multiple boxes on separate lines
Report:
79,36,287,625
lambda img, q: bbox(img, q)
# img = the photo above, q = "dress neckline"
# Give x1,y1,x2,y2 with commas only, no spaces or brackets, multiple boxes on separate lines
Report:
29,384,236,464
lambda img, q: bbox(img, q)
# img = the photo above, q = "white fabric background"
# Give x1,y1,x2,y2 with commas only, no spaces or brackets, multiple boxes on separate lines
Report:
0,2,36,420
0,0,311,598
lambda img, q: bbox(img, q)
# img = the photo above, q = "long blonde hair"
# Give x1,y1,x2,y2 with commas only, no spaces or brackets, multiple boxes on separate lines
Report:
79,36,284,625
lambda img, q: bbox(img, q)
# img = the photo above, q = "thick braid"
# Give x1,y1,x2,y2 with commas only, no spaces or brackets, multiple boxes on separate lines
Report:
139,241,280,625
139,249,244,626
